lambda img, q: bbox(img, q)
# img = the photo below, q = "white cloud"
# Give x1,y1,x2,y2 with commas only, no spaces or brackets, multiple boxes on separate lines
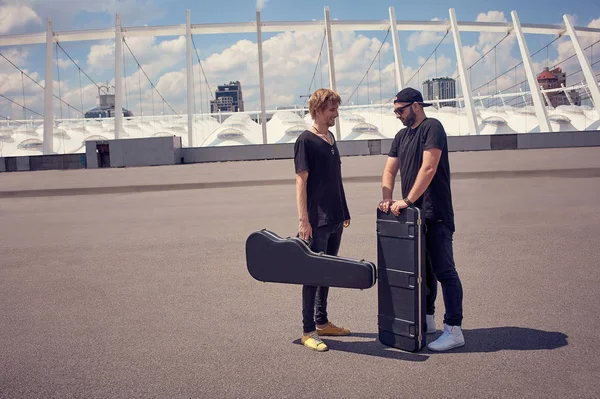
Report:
158,36,186,54
256,0,269,11
0,48,29,74
461,45,480,70
407,31,446,52
203,40,258,75
57,57,76,69
402,54,453,87
0,3,41,34
155,70,186,98
405,18,448,52
58,82,98,114
88,36,186,85
87,42,115,70
0,75,86,120
335,33,391,74
8,0,163,33
475,11,513,49
0,70,42,96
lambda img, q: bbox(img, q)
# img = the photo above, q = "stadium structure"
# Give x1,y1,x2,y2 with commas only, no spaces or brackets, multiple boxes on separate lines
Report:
0,7,599,159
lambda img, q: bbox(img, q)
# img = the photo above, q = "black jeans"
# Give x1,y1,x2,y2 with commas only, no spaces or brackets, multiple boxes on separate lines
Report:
302,222,344,334
425,221,464,327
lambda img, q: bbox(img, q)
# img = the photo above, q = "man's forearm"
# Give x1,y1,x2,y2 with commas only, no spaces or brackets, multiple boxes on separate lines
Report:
382,171,395,199
296,177,308,221
406,165,436,203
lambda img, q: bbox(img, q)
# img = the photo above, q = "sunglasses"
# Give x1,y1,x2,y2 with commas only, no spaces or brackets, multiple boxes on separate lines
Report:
393,102,414,115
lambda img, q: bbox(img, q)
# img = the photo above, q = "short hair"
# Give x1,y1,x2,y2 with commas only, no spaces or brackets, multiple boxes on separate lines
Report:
308,88,341,120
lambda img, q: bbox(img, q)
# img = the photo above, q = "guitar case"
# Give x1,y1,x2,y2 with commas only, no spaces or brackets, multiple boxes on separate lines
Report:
377,207,427,352
245,229,376,289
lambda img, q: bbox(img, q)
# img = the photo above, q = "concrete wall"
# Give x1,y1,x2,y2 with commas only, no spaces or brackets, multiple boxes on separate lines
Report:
85,136,182,168
336,140,374,156
2,130,599,172
449,135,492,151
3,157,16,172
28,154,86,171
16,157,30,171
0,154,86,172
182,143,295,163
173,136,183,165
85,142,101,169
109,136,182,168
180,131,599,163
1,156,30,172
518,131,600,149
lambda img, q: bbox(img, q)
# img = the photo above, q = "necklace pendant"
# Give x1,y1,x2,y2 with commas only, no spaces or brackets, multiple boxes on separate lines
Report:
331,147,335,155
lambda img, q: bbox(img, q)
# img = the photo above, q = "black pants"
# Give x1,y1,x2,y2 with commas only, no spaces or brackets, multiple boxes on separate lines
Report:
301,222,343,334
425,221,464,327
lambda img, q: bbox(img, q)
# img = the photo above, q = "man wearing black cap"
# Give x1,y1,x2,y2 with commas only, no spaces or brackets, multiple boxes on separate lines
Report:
377,87,465,351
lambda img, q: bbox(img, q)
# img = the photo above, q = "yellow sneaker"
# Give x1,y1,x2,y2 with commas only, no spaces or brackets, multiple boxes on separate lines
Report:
316,321,351,336
301,332,329,352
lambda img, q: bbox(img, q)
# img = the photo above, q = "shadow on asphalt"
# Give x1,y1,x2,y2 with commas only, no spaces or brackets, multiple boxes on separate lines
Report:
292,333,429,362
449,326,569,353
353,327,568,354
293,327,568,359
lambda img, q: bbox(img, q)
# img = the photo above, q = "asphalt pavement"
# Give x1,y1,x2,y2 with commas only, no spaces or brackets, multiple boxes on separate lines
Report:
1,147,599,398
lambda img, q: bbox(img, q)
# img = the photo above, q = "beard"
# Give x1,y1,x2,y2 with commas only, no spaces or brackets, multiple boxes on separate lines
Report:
400,108,416,127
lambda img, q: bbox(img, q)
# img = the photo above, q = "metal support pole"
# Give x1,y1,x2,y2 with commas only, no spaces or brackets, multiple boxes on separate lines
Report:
256,9,268,144
389,7,405,91
541,86,552,107
581,79,592,103
449,8,479,135
563,14,600,113
561,83,574,105
186,10,194,147
520,88,527,105
511,10,552,132
324,7,341,140
114,14,123,140
43,18,54,154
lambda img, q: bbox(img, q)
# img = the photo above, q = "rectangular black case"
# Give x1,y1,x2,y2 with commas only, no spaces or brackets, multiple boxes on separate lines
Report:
246,229,376,290
376,207,427,352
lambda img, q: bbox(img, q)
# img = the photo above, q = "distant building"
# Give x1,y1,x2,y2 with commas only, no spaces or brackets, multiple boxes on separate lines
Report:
537,67,581,107
210,81,244,113
85,85,133,118
422,77,456,107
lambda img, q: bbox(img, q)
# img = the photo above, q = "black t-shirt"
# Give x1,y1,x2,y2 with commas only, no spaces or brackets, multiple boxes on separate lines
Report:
294,130,350,228
388,118,455,232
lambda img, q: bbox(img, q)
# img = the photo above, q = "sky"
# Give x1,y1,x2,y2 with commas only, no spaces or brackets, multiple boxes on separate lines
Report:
0,0,599,120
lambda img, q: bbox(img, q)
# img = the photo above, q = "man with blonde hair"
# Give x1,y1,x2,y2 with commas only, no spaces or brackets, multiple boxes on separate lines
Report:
294,88,351,352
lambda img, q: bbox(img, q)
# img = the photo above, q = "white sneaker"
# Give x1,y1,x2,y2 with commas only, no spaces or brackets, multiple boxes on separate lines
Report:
426,314,437,334
427,324,465,351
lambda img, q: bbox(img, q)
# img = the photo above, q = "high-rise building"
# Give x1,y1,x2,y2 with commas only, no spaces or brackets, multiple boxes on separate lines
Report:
422,77,456,107
84,85,133,118
210,81,244,112
537,67,581,107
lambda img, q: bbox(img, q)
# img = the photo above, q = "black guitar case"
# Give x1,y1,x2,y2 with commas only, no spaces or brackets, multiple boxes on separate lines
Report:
376,207,427,352
245,229,376,289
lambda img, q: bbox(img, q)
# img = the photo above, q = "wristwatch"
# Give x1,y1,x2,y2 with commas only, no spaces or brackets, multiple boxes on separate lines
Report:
403,197,414,207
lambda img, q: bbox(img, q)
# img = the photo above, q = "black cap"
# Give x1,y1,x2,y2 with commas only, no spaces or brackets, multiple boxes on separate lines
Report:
393,87,432,107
